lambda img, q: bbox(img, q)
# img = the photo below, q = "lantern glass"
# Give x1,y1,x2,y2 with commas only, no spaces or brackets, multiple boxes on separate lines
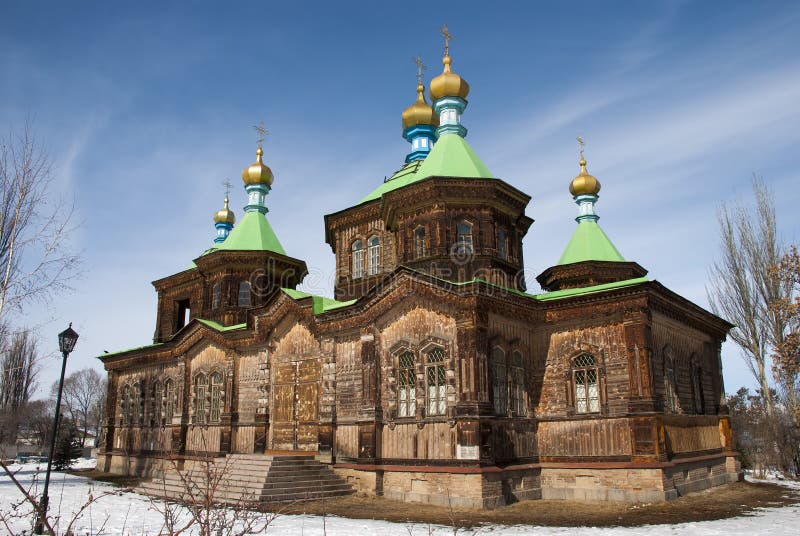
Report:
58,324,79,354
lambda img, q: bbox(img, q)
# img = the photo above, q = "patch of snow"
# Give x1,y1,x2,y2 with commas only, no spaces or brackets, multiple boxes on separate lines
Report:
1,461,798,535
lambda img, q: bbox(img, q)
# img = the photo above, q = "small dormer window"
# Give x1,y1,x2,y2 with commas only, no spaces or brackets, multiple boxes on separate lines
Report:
367,235,380,276
238,281,251,307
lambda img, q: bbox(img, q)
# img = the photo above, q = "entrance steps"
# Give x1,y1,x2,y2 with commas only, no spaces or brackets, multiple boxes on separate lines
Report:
137,453,353,505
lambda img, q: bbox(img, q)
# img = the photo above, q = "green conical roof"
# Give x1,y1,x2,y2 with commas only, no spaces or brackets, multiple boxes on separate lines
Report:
359,134,492,203
557,219,625,265
215,210,286,255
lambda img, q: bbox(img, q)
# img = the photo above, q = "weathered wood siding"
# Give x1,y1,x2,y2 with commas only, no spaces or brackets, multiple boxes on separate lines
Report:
538,419,632,458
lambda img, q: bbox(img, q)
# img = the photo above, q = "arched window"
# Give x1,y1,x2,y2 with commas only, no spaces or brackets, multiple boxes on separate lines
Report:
456,221,473,256
573,354,600,414
510,350,526,416
194,373,207,424
212,282,222,309
120,384,130,426
426,347,447,416
351,239,364,279
497,228,507,260
663,346,679,413
210,372,223,422
238,281,251,307
398,351,416,418
492,347,508,415
151,380,163,427
367,235,380,276
164,379,175,423
414,227,426,258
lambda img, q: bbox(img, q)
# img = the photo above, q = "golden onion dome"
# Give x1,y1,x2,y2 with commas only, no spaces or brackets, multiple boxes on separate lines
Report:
402,83,439,130
213,196,235,224
569,158,602,197
241,147,274,186
429,55,470,101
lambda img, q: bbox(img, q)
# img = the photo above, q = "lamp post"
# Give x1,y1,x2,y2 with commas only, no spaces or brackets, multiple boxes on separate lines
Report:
34,323,79,535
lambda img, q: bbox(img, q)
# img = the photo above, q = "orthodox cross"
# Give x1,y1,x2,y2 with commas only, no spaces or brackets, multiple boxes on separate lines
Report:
222,178,232,199
253,121,269,149
577,135,585,160
441,25,453,56
413,54,427,85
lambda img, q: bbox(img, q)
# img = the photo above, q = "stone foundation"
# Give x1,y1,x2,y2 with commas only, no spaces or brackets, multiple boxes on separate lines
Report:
334,465,541,508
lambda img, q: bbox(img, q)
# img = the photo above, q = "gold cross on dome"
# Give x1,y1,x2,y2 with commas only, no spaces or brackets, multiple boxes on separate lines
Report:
413,55,427,85
253,121,269,148
577,135,586,160
222,178,232,198
441,25,453,56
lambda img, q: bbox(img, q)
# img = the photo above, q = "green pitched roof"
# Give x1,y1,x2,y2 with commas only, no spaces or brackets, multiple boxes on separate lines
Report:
557,220,625,265
281,288,355,314
359,134,492,203
416,132,492,180
214,210,286,255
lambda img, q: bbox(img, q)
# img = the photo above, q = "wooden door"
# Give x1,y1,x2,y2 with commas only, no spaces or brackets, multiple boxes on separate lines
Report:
271,359,320,451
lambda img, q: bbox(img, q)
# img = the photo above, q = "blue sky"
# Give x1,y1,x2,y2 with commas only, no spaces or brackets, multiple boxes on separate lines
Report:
1,1,798,397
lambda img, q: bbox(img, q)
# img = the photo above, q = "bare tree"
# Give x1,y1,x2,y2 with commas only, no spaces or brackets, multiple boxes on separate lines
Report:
0,122,80,323
56,368,106,446
707,177,788,411
0,330,40,443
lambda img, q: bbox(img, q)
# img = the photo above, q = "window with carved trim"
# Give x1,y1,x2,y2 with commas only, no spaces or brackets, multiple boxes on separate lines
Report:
691,357,705,414
398,351,416,417
510,350,526,416
212,282,221,309
426,347,446,416
414,227,426,258
492,346,508,415
456,221,473,257
151,380,163,427
498,228,507,260
573,354,600,414
131,381,142,425
120,384,130,426
352,239,364,279
164,379,175,423
238,281,251,307
210,372,223,422
663,345,679,413
367,235,380,276
194,373,207,424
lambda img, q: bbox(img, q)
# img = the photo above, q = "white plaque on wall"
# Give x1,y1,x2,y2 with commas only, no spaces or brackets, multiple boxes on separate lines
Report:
457,445,479,460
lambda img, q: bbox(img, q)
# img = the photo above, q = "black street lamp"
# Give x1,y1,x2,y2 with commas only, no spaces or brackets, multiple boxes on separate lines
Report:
34,323,79,535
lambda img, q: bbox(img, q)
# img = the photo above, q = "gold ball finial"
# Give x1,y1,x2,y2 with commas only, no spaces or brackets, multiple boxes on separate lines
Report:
569,136,601,197
242,124,274,186
429,25,470,101
213,194,236,224
402,57,439,130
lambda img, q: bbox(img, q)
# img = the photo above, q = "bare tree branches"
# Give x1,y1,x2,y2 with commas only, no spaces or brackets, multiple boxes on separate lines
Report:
707,177,789,410
56,368,106,446
0,122,80,324
0,330,40,444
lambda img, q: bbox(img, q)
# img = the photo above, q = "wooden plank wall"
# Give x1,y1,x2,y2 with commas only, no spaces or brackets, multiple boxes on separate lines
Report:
538,419,632,457
381,422,456,460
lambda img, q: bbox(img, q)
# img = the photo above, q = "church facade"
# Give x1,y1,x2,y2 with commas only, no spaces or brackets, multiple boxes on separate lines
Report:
97,42,741,507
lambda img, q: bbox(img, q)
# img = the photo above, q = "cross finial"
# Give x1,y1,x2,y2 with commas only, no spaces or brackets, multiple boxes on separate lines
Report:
253,121,269,149
441,25,453,56
222,178,232,199
576,135,586,161
413,54,427,85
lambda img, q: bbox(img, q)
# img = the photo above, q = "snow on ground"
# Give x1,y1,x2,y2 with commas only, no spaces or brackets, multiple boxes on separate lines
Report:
1,461,798,535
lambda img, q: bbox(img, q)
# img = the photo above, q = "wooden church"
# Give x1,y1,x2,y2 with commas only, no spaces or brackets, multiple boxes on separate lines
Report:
97,36,741,507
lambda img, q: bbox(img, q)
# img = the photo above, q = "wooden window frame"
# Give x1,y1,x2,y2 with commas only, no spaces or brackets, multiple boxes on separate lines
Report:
414,226,426,259
238,281,252,307
351,239,365,279
456,221,474,257
491,346,508,416
397,350,417,418
425,347,447,416
210,372,223,423
367,235,380,276
569,353,604,415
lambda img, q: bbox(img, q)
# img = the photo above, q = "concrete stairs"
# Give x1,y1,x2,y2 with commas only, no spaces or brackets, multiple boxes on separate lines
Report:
137,453,353,505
